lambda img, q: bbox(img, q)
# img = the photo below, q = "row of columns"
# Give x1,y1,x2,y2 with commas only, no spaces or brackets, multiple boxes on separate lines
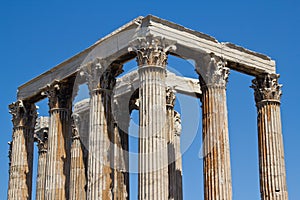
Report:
7,90,183,200
8,39,288,200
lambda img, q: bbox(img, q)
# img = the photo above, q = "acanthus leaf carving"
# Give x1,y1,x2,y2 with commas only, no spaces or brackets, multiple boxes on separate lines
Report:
9,100,37,128
196,53,230,88
34,117,49,153
34,130,48,153
81,58,106,91
41,80,73,109
128,36,176,67
81,58,123,92
174,111,182,137
71,113,80,139
251,73,282,103
166,87,176,108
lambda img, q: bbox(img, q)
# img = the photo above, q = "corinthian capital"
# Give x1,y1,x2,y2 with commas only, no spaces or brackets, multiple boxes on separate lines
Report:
81,58,123,92
174,111,182,137
81,58,106,91
42,80,73,109
128,36,176,67
166,87,176,108
34,117,49,153
196,53,230,88
251,73,282,103
71,113,80,140
9,100,37,128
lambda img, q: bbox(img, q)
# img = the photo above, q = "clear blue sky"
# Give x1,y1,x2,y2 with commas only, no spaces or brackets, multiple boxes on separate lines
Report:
1,0,299,199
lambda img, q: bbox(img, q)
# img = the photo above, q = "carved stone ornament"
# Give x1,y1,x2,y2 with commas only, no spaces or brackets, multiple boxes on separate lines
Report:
81,58,106,91
34,117,49,152
71,113,80,139
9,100,37,128
196,53,230,88
174,111,182,136
41,80,73,109
251,73,282,103
34,129,48,153
166,87,176,108
128,36,176,67
81,58,123,92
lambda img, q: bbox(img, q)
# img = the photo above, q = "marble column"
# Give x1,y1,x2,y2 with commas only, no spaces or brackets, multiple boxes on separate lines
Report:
43,80,73,200
166,88,176,200
129,36,175,200
251,74,288,200
8,100,37,200
197,54,232,200
35,117,49,200
111,96,131,200
69,114,87,200
73,98,90,174
83,59,123,199
173,111,183,200
166,87,183,200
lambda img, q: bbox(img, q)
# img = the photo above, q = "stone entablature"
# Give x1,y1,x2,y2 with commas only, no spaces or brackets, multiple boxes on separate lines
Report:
17,15,275,101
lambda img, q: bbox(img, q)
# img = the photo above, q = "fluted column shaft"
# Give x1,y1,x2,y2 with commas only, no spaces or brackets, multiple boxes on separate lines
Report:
112,97,131,200
252,74,288,200
36,150,47,200
8,101,37,200
129,36,175,200
138,65,168,200
44,81,73,200
84,60,122,199
201,86,232,200
35,117,49,200
198,54,232,200
69,114,86,200
173,111,183,200
166,88,183,200
167,89,175,200
70,138,86,199
87,78,112,200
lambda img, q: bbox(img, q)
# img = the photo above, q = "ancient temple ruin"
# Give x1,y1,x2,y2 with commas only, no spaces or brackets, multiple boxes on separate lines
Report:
8,15,288,200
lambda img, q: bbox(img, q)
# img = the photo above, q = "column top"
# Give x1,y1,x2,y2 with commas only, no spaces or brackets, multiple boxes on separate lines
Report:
128,36,176,67
166,87,176,108
41,80,73,110
81,60,123,92
196,53,230,88
251,73,282,104
9,100,37,128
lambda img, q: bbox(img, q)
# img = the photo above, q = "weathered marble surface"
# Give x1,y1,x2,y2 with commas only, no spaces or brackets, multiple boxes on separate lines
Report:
8,15,287,200
17,15,275,101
